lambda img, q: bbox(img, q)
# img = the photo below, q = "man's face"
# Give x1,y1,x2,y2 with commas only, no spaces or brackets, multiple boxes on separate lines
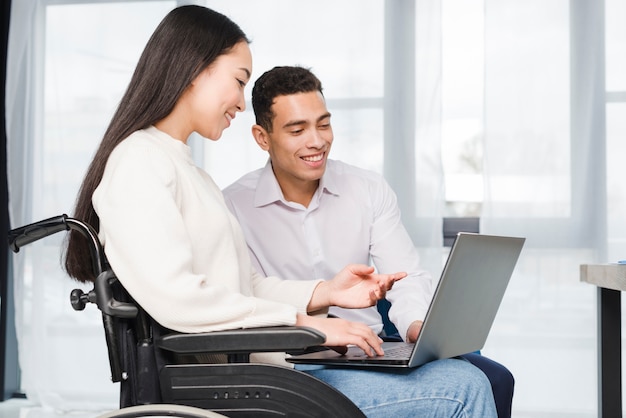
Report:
264,91,333,188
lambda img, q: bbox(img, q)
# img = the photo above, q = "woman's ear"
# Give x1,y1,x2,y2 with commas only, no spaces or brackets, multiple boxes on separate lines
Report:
251,124,270,151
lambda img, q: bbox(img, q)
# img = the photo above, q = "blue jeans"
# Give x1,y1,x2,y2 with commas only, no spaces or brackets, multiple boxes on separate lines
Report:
297,357,497,417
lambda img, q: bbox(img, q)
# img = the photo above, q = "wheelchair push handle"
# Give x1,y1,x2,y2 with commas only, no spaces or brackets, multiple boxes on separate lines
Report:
8,214,70,253
7,214,135,318
9,214,109,279
8,214,138,383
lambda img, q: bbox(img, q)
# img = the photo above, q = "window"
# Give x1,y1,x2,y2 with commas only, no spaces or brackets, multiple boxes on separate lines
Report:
201,0,385,188
43,2,175,215
605,0,626,261
441,0,484,217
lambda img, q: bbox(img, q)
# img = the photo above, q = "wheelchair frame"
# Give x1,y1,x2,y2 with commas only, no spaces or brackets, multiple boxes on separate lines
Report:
8,214,365,417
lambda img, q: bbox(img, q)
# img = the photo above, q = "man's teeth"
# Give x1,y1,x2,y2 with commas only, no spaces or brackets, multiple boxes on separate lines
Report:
302,154,323,162
226,114,232,121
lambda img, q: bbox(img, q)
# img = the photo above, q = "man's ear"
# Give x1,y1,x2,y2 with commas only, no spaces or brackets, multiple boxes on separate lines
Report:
251,124,270,151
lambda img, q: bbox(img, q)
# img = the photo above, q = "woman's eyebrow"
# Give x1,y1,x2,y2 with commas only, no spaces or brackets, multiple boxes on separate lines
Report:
240,67,251,80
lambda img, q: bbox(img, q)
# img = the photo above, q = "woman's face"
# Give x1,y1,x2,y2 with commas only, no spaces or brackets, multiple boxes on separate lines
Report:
188,41,252,140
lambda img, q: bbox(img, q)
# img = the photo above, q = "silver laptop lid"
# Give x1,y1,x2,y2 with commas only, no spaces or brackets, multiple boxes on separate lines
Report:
408,233,525,367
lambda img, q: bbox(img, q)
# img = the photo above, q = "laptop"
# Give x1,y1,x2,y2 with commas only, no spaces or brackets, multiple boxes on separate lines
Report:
287,233,525,368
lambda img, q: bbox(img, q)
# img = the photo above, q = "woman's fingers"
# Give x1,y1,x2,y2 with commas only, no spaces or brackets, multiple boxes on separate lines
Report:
302,315,385,357
346,322,385,357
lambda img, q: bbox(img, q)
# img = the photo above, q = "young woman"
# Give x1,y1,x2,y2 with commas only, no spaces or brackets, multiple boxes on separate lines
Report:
64,5,496,416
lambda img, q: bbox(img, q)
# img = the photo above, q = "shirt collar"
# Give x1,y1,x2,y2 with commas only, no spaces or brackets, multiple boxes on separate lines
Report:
253,160,283,207
253,159,340,208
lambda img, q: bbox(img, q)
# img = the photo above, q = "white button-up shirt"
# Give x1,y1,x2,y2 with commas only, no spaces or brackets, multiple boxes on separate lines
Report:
223,159,433,340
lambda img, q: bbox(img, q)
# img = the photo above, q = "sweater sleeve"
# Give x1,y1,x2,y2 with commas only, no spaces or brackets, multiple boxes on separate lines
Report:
92,136,306,333
250,266,323,315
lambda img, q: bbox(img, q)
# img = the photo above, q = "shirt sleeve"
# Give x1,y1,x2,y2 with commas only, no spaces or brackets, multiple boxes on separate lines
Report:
368,178,434,340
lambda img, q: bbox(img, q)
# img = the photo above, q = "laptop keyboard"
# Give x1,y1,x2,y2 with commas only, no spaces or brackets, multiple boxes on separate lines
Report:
382,343,414,358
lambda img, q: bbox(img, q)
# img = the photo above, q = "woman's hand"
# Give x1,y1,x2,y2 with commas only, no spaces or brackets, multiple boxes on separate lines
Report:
296,314,384,356
308,264,406,312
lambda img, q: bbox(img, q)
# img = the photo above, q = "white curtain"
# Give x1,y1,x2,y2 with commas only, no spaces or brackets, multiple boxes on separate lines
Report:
479,0,615,415
412,0,445,274
6,0,124,411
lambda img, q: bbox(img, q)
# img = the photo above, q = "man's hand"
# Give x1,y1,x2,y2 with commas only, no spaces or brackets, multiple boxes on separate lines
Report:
406,320,423,343
308,264,406,312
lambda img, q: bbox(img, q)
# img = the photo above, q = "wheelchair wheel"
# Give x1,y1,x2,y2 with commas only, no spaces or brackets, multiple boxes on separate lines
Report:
96,404,227,418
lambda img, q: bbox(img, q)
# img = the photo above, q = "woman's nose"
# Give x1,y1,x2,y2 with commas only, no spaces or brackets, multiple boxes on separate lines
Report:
236,93,246,112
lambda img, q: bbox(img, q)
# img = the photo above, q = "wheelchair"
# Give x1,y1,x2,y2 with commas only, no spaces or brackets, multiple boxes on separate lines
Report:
8,215,366,417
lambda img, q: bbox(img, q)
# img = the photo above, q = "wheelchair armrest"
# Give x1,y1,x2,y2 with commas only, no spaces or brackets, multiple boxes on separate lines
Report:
156,326,326,355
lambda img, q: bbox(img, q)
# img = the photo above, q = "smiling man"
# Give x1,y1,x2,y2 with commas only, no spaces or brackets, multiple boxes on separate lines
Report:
223,66,514,417
251,90,331,207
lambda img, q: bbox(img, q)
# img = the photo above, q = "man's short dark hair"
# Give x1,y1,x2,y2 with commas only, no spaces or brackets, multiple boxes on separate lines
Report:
252,66,323,132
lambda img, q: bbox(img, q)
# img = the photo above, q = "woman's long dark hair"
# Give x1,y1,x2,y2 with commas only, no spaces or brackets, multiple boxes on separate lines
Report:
64,5,249,282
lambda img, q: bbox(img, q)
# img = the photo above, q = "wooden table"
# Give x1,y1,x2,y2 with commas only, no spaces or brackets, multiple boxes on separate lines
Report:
580,263,626,418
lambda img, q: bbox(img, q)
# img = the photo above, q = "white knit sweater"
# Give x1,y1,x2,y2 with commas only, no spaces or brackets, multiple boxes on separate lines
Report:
92,126,321,333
